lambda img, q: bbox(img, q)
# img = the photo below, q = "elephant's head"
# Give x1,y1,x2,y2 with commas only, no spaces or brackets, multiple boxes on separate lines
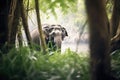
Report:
31,24,68,51
43,24,68,50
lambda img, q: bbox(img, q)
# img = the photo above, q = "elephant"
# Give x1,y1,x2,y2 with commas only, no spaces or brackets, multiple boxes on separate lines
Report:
31,24,68,51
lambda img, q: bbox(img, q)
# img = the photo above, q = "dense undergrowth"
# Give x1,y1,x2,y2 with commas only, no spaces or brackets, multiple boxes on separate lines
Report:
0,46,120,80
111,50,120,80
0,47,90,80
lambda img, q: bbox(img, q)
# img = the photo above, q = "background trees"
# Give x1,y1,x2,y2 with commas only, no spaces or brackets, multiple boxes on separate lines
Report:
0,0,78,53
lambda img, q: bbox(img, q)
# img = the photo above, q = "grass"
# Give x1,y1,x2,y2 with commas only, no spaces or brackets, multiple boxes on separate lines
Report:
111,50,120,80
0,46,120,80
0,47,90,80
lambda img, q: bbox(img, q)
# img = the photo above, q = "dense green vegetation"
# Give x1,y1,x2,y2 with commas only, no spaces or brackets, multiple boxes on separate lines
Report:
0,47,90,80
27,0,77,15
111,50,120,80
0,46,120,80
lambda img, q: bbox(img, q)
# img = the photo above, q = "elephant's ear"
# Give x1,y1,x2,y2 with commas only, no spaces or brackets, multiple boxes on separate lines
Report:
61,27,68,40
56,25,68,37
62,27,68,36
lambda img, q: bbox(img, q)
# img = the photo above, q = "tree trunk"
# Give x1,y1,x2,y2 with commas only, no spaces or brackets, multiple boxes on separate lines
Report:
7,0,21,49
8,0,17,46
19,0,32,47
85,0,112,80
35,0,47,53
110,0,120,38
11,0,21,46
0,0,11,53
110,0,120,52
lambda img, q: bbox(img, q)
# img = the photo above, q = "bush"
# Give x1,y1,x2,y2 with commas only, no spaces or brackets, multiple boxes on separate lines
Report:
0,47,90,80
111,50,120,80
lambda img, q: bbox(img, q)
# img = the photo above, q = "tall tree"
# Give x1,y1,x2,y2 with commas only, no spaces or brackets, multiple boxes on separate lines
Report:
0,0,11,53
11,0,21,46
110,0,120,52
35,0,47,53
19,0,32,47
7,0,20,49
85,0,112,80
110,0,120,38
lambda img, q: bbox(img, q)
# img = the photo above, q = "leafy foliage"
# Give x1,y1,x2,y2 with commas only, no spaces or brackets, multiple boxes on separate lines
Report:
111,50,120,80
40,0,77,14
0,47,90,80
106,0,113,19
26,0,77,15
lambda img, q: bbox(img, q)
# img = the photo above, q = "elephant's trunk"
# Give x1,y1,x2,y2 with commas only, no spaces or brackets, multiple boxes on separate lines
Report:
54,34,62,49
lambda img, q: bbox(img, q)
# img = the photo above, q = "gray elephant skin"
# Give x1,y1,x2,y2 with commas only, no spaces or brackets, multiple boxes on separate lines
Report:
31,24,68,51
